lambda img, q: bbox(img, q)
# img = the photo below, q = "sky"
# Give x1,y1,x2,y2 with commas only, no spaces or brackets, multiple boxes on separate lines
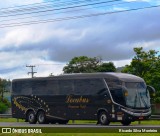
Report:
0,0,160,79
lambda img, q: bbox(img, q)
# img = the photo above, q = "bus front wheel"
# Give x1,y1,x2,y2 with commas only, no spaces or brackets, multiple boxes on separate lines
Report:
27,111,37,124
98,111,110,125
37,111,47,124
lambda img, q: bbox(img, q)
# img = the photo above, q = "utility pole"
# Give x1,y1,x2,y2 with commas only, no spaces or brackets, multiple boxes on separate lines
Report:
26,65,37,78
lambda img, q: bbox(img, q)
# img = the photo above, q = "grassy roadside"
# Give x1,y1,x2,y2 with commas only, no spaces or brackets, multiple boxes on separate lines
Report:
0,118,24,122
69,120,160,125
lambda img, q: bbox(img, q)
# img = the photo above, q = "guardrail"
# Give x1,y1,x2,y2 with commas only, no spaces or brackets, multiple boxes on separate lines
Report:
150,115,160,120
0,114,12,118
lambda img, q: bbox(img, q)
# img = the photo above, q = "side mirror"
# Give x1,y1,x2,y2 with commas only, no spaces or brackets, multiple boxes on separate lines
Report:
147,85,155,98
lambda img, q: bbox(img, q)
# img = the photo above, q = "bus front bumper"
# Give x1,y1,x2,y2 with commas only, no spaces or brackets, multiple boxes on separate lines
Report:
121,108,151,121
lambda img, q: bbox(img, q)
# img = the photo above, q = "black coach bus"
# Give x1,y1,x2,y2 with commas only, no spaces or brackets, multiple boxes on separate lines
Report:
11,73,155,125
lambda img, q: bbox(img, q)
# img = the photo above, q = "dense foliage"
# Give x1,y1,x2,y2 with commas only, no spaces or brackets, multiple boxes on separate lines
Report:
63,56,116,73
0,79,11,113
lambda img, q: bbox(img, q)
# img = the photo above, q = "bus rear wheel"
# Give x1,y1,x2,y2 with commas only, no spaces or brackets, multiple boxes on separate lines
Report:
121,120,131,126
37,111,47,124
98,111,110,125
27,111,37,124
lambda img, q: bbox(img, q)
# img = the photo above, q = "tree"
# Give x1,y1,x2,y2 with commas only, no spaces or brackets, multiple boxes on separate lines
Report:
97,62,116,72
0,79,11,113
122,47,160,99
0,79,11,100
63,56,101,73
63,56,116,73
122,47,159,77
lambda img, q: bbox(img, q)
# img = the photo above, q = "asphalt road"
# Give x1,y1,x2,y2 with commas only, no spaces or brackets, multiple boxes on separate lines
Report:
0,122,160,127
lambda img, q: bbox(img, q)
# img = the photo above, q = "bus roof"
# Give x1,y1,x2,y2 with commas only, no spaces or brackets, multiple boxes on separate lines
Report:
12,72,144,83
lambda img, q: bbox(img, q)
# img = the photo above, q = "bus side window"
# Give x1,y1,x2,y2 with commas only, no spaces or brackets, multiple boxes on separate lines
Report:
12,81,32,95
32,81,46,95
21,81,32,95
74,79,106,95
59,80,74,95
46,80,59,95
74,79,90,95
90,79,106,95
12,81,22,95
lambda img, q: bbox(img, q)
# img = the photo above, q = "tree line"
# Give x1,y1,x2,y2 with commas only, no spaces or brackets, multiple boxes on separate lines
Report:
63,56,116,73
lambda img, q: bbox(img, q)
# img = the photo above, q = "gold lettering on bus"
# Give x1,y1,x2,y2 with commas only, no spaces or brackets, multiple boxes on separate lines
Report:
66,95,89,103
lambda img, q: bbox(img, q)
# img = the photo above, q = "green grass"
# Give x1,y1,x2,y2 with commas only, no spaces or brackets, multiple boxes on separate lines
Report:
69,120,160,125
132,120,160,125
0,118,24,122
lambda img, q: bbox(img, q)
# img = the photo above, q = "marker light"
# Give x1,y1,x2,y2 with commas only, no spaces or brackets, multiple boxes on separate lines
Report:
124,91,128,96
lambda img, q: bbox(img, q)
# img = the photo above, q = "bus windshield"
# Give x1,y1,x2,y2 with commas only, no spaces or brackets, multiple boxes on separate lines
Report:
124,82,150,108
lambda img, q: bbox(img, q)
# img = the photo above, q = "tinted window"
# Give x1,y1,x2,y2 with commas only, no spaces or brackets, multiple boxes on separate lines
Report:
74,79,106,95
46,80,59,95
59,80,74,95
12,81,20,95
105,80,121,89
32,80,59,95
109,87,125,105
105,78,124,105
13,80,60,95
12,81,32,95
32,80,46,95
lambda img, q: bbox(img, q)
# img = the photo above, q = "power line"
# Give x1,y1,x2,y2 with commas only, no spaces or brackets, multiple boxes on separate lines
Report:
0,0,120,12
0,0,105,13
0,0,122,17
0,0,57,10
0,4,159,28
0,1,132,23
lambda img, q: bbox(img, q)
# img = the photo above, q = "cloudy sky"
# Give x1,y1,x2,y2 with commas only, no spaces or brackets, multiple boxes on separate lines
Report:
0,0,160,79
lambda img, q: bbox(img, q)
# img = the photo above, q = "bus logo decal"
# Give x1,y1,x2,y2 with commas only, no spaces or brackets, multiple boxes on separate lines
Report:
66,95,89,104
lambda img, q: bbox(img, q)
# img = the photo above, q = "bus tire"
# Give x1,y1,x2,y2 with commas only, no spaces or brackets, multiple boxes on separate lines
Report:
50,120,57,124
57,120,69,124
121,120,131,126
37,111,47,124
98,111,110,125
27,111,37,124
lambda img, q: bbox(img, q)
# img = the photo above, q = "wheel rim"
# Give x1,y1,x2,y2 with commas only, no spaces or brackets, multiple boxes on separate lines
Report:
100,114,107,124
38,113,44,123
29,113,34,122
